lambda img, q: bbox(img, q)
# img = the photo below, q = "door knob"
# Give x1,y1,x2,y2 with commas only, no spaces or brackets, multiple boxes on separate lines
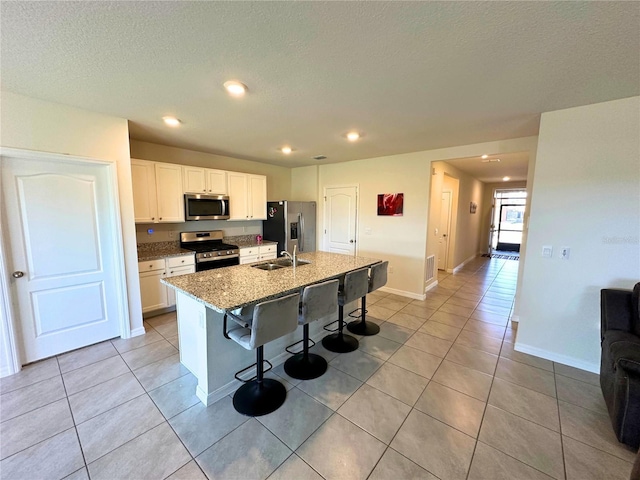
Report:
12,271,24,278
349,240,354,243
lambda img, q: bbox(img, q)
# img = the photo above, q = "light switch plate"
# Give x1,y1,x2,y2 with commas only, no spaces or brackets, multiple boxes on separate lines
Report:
542,245,553,258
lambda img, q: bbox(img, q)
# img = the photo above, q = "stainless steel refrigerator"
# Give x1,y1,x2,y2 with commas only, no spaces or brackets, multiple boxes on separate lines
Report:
263,201,316,256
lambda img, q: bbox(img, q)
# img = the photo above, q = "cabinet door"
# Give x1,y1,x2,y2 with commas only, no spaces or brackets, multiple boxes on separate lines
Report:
155,163,185,222
206,169,227,194
139,269,168,313
131,159,158,223
248,175,267,220
227,172,249,220
183,166,206,193
166,264,195,306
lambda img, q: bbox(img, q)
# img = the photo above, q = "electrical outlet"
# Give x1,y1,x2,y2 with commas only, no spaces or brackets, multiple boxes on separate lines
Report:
365,227,372,235
168,230,175,239
388,265,394,274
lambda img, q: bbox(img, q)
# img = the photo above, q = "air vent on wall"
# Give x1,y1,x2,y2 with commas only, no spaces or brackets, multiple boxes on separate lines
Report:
313,155,327,160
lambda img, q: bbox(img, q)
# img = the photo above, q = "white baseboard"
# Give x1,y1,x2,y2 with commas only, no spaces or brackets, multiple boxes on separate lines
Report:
425,280,439,294
514,342,599,374
130,326,146,338
378,286,425,301
453,253,481,274
0,365,14,378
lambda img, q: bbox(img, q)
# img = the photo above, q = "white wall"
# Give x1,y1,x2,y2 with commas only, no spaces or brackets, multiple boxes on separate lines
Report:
516,96,640,372
0,91,142,373
306,136,538,297
291,165,319,202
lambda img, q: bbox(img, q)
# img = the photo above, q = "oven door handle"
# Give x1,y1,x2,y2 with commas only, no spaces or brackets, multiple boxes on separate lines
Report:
198,253,240,263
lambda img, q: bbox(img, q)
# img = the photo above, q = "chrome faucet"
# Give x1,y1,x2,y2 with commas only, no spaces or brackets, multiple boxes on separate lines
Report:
280,245,297,266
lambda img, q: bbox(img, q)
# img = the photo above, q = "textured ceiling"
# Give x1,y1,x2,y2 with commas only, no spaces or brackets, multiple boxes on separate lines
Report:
1,2,638,168
445,152,530,183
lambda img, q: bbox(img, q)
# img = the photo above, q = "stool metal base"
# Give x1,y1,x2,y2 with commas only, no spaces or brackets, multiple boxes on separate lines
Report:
284,353,327,380
322,333,359,353
346,320,380,336
233,378,286,417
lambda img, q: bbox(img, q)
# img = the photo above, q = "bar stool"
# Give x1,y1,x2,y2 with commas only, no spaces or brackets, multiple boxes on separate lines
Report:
284,279,339,380
322,268,369,353
224,292,299,417
347,261,388,336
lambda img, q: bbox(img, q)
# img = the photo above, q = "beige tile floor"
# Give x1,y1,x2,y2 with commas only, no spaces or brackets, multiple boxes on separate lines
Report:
1,256,637,479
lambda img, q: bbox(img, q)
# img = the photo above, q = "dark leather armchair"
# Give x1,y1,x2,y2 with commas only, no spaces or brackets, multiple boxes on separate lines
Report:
600,283,640,449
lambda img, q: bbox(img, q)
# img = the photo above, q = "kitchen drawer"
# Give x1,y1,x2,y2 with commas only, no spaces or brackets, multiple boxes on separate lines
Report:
259,244,277,254
138,259,165,272
240,247,259,257
167,254,195,268
240,255,258,265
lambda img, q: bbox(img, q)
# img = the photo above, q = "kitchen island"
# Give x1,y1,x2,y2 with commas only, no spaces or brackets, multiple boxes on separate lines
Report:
162,251,380,405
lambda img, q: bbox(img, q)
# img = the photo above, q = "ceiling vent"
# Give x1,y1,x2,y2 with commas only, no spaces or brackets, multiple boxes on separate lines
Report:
313,155,327,160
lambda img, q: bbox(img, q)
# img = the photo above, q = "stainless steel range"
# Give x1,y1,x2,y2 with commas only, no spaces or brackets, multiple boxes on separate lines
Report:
180,230,240,271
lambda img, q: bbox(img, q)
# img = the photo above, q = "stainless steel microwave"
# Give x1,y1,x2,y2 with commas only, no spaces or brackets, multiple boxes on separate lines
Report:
184,194,230,220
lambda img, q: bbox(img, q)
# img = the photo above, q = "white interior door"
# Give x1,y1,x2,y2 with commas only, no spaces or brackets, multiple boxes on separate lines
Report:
438,191,452,270
2,155,123,362
324,186,357,255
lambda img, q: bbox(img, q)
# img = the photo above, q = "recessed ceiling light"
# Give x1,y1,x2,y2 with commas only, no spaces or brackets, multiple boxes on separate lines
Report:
503,176,511,181
281,146,292,154
481,154,489,159
162,116,181,127
346,131,360,142
223,80,248,97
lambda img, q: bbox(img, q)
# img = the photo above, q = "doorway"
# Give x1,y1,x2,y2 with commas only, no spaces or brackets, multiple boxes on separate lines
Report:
491,189,527,254
1,152,128,363
323,185,358,255
438,191,452,270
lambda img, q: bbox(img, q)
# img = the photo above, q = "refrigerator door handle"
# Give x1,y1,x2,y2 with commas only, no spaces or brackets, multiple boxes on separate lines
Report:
299,213,304,251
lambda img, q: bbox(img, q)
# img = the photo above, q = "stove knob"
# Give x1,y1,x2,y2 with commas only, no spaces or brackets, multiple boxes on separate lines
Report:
227,250,231,254
218,252,222,256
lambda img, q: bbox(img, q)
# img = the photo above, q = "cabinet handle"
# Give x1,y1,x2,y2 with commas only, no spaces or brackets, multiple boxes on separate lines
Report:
181,260,185,263
170,270,174,274
159,217,163,220
149,265,153,268
151,217,155,220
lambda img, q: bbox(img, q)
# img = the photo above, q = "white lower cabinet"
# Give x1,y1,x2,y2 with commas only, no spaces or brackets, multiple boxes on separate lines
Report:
239,244,277,264
139,254,195,314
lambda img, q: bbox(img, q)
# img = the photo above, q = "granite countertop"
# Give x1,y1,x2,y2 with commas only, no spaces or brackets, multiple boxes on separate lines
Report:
224,235,277,249
162,251,380,312
137,242,193,262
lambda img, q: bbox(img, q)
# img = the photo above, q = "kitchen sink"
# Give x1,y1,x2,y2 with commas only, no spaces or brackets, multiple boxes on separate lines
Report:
252,263,286,271
273,258,311,267
251,258,312,271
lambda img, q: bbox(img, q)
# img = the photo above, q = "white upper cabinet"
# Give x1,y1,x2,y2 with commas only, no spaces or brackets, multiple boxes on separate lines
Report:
131,159,158,223
206,169,227,194
227,172,267,221
248,174,267,220
183,167,228,195
155,163,185,222
131,159,184,223
182,166,207,193
227,171,249,220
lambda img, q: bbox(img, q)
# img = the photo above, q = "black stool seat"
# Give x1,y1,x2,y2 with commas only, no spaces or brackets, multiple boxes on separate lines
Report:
323,268,369,353
224,293,299,417
285,279,339,380
347,261,388,337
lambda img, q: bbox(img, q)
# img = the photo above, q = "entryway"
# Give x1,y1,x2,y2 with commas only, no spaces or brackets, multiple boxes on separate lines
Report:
489,189,527,256
1,151,128,364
